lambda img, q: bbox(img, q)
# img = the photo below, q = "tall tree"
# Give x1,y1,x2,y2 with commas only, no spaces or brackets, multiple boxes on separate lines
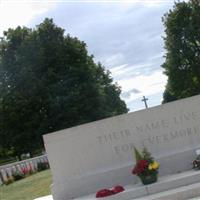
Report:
0,19,128,157
162,0,200,103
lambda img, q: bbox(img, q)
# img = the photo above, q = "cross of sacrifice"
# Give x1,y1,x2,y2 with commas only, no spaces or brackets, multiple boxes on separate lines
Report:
141,96,148,108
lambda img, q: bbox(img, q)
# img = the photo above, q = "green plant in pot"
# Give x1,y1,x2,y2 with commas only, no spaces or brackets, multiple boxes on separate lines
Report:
193,155,200,170
132,147,159,185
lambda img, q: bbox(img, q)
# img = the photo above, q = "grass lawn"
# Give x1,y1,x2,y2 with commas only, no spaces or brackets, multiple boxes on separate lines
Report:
0,169,52,200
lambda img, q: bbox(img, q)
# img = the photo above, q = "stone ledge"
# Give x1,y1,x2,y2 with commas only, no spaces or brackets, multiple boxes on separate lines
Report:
75,170,200,200
34,170,200,200
134,182,200,200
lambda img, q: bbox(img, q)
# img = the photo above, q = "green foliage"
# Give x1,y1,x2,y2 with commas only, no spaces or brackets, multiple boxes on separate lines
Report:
0,157,17,166
0,18,128,156
134,147,153,162
162,0,200,103
134,147,142,162
37,162,49,172
142,147,152,161
12,171,25,181
0,147,17,165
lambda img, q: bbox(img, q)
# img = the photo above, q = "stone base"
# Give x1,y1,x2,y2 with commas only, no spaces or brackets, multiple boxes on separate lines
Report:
72,170,200,200
35,170,200,200
51,148,200,200
134,182,200,200
75,170,200,200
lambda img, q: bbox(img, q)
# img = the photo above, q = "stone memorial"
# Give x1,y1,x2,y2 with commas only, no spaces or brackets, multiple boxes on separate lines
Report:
43,95,200,200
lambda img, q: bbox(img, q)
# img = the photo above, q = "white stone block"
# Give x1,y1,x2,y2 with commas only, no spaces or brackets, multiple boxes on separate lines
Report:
44,95,200,200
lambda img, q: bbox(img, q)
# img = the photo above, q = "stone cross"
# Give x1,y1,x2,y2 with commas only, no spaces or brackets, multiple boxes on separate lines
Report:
141,96,148,108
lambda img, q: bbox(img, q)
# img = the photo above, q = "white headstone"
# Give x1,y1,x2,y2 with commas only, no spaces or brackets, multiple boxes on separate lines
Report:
0,174,3,185
29,161,35,171
16,164,22,172
12,166,17,174
33,160,38,170
6,168,12,178
44,95,200,200
0,169,8,182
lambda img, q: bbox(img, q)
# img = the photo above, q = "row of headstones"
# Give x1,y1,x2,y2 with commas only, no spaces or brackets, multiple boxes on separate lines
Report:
0,155,48,185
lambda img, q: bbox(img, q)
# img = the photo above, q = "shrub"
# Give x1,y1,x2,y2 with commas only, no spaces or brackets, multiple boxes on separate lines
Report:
37,162,49,172
13,171,25,181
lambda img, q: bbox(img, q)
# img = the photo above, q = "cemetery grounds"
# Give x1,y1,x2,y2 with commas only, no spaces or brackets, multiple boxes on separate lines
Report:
0,170,52,200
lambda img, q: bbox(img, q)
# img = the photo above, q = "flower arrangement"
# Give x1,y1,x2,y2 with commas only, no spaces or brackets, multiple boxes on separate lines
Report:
22,168,30,175
193,155,200,170
96,185,125,198
132,147,159,185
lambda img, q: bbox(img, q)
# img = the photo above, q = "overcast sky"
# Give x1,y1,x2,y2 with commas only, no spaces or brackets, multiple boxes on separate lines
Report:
0,0,179,112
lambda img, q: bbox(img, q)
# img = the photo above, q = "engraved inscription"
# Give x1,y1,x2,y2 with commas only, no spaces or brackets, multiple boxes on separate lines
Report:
113,125,200,155
97,129,133,144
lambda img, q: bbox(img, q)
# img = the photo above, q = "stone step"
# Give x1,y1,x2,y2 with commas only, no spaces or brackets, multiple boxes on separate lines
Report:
188,197,200,200
75,170,200,200
134,182,200,200
34,170,200,200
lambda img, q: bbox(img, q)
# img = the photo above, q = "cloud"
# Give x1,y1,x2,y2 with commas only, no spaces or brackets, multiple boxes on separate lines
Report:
109,55,164,82
121,88,141,99
0,0,56,36
118,70,167,104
